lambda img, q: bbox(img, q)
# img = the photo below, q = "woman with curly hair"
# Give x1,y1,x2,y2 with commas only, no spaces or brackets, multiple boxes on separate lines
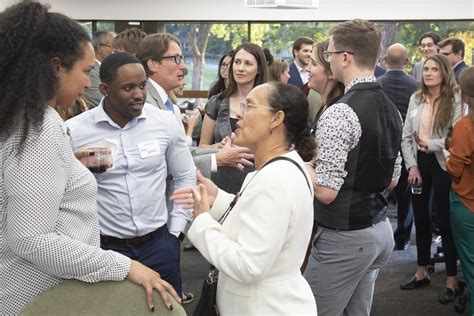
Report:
400,54,462,304
0,2,180,314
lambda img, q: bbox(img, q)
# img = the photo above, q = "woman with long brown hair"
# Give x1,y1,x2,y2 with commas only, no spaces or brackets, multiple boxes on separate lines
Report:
400,54,462,304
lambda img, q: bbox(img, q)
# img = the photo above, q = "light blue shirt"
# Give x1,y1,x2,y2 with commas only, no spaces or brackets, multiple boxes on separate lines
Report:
66,102,196,238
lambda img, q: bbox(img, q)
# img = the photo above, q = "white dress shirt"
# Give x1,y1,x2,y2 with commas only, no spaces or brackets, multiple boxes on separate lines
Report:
66,102,196,238
294,61,309,85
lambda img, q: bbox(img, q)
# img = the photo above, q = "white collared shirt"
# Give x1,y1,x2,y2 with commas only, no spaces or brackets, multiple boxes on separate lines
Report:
294,62,309,85
66,102,196,238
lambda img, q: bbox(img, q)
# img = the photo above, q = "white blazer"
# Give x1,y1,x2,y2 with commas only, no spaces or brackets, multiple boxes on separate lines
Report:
188,151,317,315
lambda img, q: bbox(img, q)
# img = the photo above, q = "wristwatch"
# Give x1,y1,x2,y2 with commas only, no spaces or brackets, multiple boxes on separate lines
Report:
171,231,185,242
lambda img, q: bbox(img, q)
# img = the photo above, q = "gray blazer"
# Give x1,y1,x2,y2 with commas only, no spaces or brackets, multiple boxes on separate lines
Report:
84,61,103,107
401,92,462,171
145,79,167,110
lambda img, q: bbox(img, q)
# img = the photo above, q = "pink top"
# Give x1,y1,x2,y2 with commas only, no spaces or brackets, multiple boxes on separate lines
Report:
418,95,434,151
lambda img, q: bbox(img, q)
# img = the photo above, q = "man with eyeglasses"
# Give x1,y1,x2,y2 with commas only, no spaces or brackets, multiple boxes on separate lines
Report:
85,30,116,107
438,37,469,81
136,33,253,181
303,19,402,315
413,32,442,81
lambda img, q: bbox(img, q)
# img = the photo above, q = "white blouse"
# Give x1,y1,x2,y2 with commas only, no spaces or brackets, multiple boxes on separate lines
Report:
0,108,131,314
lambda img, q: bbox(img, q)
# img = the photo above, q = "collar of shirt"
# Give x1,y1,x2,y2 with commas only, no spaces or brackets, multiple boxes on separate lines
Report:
148,78,169,105
385,68,405,73
93,99,147,129
453,60,463,69
344,75,377,93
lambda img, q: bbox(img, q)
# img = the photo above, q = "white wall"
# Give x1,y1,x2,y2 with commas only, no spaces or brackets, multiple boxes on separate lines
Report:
1,0,473,21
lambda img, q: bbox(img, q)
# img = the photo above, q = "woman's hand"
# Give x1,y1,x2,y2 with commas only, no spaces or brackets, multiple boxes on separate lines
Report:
170,170,218,209
191,184,210,219
408,165,423,186
126,260,181,311
413,130,428,151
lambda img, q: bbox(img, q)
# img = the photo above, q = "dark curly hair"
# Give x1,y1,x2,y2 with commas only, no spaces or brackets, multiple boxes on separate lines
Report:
266,82,316,162
0,1,90,145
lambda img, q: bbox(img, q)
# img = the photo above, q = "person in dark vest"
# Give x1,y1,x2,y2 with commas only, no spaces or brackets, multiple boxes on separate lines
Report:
303,19,403,315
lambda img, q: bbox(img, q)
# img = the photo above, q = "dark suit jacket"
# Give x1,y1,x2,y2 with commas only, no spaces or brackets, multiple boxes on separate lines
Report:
377,69,420,121
454,61,468,80
375,65,386,78
287,62,304,88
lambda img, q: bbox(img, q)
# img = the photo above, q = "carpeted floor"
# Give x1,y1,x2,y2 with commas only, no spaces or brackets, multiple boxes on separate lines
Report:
181,206,468,315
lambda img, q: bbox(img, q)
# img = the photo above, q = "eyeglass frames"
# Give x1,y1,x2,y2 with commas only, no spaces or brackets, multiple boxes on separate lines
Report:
239,100,274,115
322,50,354,62
159,54,185,65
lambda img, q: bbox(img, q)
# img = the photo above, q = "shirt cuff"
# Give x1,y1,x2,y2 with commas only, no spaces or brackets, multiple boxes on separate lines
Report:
211,153,217,173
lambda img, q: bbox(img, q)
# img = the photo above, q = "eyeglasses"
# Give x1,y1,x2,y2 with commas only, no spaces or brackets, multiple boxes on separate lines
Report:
323,51,354,62
159,54,185,65
441,51,455,56
100,43,112,49
239,100,273,115
221,62,230,69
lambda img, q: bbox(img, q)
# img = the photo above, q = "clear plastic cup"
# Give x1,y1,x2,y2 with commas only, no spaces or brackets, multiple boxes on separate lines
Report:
411,185,422,195
84,147,113,174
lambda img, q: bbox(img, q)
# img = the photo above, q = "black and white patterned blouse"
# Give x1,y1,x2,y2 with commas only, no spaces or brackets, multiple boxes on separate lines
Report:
0,108,131,314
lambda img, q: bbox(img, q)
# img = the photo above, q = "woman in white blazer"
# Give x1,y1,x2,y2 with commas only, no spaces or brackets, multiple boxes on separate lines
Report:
172,82,317,315
400,54,462,304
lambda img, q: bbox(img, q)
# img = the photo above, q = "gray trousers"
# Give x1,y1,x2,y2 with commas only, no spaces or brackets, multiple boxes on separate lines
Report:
303,218,394,316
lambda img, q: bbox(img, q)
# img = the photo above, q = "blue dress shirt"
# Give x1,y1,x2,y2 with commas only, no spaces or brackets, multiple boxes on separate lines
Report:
66,102,196,238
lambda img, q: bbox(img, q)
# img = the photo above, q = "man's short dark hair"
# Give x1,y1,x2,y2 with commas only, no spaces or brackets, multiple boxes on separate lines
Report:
329,19,381,70
418,32,442,46
292,36,314,58
100,52,143,84
135,33,181,76
438,37,465,58
92,30,114,51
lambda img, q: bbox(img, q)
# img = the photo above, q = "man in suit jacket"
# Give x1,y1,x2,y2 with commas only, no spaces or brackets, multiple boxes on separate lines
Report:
287,36,314,88
378,43,420,251
84,31,116,107
412,32,441,81
439,37,469,80
136,33,253,179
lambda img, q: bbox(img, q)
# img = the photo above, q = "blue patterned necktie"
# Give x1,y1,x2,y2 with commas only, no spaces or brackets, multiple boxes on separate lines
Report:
164,98,174,112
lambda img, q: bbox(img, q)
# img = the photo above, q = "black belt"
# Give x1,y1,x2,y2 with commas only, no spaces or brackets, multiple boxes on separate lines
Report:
100,225,166,247
316,216,386,231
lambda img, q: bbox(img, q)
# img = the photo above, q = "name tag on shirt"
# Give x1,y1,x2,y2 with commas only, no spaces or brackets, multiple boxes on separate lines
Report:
138,140,161,158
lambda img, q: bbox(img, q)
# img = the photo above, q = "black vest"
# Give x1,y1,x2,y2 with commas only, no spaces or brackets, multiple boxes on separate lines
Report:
314,82,402,230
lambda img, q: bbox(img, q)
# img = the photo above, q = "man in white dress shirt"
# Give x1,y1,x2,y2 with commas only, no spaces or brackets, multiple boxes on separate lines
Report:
67,52,196,296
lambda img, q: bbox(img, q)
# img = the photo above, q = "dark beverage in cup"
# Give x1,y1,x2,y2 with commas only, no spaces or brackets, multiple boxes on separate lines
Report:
88,166,108,174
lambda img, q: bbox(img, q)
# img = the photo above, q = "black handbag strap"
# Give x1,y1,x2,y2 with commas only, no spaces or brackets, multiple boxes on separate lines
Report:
217,155,312,224
210,155,312,272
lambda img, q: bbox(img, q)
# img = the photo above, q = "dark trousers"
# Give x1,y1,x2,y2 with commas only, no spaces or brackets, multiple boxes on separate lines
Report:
393,160,414,246
413,152,458,276
101,228,182,294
